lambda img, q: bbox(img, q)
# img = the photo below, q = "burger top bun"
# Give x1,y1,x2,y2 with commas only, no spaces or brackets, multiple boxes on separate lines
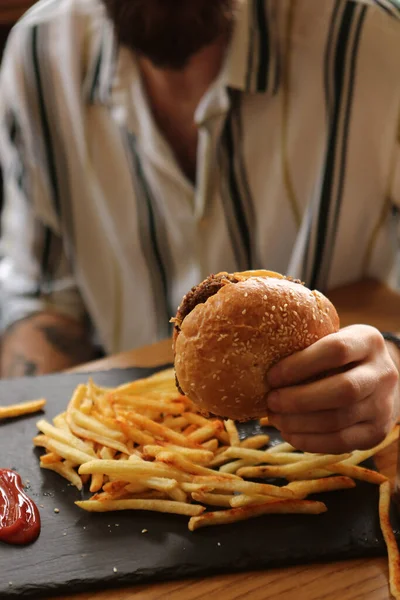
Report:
173,270,340,421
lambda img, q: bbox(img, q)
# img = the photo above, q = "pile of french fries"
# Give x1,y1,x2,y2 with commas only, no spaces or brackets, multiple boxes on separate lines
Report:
32,368,400,595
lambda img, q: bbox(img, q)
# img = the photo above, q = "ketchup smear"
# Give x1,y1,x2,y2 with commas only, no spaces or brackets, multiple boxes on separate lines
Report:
0,469,41,545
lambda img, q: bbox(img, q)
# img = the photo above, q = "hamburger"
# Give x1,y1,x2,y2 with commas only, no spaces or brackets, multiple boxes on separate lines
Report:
172,270,340,421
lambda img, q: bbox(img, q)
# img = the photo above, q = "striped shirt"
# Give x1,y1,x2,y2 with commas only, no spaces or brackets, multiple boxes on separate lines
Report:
0,0,400,353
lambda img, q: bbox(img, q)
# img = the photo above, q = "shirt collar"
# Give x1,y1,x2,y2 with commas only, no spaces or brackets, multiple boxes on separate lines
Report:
222,0,281,95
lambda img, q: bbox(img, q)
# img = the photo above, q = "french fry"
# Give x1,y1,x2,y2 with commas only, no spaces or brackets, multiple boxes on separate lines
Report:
237,453,351,479
324,463,388,485
192,476,295,499
116,419,155,446
34,434,77,462
122,412,198,448
90,473,104,493
224,447,308,465
225,420,240,447
241,435,270,449
99,447,116,460
41,460,83,490
229,494,281,508
162,416,188,431
265,442,295,454
79,459,192,483
192,492,235,508
155,451,239,480
259,416,269,427
97,392,115,418
142,444,213,465
184,412,212,427
202,439,219,452
168,487,187,503
188,500,327,531
185,414,230,444
36,419,96,457
67,413,130,455
182,424,198,436
341,427,399,467
40,452,62,465
285,469,332,481
188,423,222,444
379,481,400,599
52,413,69,431
76,498,205,516
80,398,94,414
180,482,216,493
70,409,126,441
219,459,251,474
141,477,179,493
40,437,94,465
103,480,128,494
209,450,233,468
286,477,356,499
67,384,87,411
0,398,46,420
112,394,186,415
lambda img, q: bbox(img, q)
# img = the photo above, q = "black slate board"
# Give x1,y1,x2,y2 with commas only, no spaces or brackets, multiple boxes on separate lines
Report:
0,366,398,599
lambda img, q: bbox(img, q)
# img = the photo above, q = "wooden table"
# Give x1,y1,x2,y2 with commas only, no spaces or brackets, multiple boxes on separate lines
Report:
56,279,400,600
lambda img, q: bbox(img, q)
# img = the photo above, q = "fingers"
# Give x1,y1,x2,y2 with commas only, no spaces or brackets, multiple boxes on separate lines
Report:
267,325,385,388
281,421,390,454
268,397,375,435
267,364,377,414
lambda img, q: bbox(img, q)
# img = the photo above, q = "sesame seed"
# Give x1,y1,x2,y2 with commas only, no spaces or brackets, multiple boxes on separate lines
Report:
113,567,118,573
142,529,148,534
242,309,247,315
54,508,60,514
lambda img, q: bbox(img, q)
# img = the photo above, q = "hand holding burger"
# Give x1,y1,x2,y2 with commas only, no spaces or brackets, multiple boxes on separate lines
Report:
173,270,399,454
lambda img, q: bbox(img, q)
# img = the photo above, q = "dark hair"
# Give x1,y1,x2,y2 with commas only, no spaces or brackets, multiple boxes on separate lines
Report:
103,0,234,70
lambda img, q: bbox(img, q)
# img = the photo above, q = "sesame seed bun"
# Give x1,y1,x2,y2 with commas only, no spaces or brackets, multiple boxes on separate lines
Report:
173,271,340,421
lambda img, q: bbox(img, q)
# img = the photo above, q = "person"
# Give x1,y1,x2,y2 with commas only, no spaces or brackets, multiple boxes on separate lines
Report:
0,0,399,453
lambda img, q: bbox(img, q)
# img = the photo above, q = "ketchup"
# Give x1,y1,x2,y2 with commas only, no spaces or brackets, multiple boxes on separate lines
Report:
0,469,41,545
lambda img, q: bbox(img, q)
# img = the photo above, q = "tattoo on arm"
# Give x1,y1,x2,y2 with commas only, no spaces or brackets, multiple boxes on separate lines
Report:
6,354,38,378
36,324,95,363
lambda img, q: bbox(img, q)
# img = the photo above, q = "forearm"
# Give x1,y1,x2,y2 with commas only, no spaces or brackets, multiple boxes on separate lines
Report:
1,312,98,378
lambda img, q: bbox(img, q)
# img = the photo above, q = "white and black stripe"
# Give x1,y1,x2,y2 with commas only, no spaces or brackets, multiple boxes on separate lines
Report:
303,1,367,290
125,132,173,338
31,23,78,272
219,93,259,271
247,0,280,95
86,21,118,106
